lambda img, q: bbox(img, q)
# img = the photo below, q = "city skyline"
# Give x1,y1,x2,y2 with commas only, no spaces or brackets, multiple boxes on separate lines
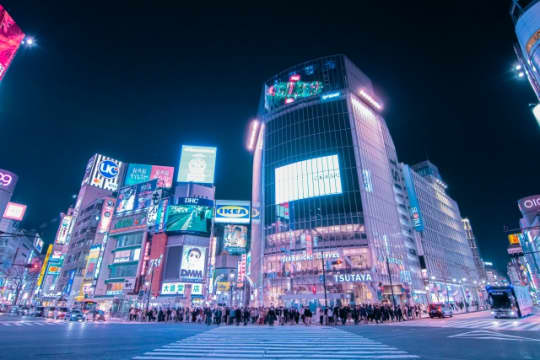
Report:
1,1,538,277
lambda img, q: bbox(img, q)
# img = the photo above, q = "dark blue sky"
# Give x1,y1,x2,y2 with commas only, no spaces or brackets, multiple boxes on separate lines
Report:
1,1,538,275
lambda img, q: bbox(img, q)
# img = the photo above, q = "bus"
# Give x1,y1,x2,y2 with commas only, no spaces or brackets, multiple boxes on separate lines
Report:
486,285,533,318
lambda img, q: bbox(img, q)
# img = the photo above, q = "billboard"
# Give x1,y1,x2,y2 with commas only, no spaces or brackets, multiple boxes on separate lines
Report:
84,245,100,278
55,215,73,245
116,179,158,214
177,145,217,184
215,200,250,224
125,163,174,188
81,154,124,191
223,224,248,255
518,195,540,216
0,6,24,81
2,202,26,221
0,168,18,193
402,164,425,232
37,244,53,288
275,154,342,204
165,198,213,235
98,198,115,233
180,245,206,283
33,235,43,253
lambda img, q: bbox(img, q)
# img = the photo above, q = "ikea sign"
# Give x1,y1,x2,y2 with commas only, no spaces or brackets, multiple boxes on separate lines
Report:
215,200,250,224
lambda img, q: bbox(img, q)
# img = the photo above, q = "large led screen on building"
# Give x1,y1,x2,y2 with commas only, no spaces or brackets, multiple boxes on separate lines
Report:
81,154,124,191
0,6,24,82
125,163,174,188
116,179,157,214
274,154,342,204
177,145,217,184
180,245,206,283
0,168,18,193
223,224,247,255
165,198,213,235
215,200,250,224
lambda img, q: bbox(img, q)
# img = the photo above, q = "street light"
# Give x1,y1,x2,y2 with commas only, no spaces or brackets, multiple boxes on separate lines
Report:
23,36,36,47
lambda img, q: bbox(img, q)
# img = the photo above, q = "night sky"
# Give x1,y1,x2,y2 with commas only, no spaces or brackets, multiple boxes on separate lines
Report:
1,1,538,275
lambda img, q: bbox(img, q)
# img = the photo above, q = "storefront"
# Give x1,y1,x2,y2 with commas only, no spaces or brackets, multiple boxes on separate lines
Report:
263,247,377,307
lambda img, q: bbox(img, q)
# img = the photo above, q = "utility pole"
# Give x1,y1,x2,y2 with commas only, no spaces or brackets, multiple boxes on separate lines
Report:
386,257,397,308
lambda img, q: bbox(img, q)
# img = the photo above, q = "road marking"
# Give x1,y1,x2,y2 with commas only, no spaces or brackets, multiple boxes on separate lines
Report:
133,326,420,359
449,330,540,342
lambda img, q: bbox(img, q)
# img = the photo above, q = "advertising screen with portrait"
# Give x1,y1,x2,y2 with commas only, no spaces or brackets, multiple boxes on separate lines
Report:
223,224,247,255
180,245,206,283
177,145,217,184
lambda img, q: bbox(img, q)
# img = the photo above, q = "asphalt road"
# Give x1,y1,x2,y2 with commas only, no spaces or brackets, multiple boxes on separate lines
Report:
0,312,539,359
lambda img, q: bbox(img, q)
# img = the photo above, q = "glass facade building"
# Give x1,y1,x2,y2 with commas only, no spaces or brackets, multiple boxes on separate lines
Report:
251,55,417,307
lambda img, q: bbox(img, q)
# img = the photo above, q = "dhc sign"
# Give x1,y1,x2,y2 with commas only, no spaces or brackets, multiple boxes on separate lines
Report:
215,200,250,224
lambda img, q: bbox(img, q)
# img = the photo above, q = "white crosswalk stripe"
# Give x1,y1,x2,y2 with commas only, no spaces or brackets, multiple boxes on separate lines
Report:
389,317,540,332
133,326,420,359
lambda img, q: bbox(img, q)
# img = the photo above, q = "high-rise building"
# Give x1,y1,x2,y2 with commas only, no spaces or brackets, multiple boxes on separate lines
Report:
55,154,124,302
251,55,415,307
462,218,487,282
401,161,481,305
517,194,540,296
511,0,540,100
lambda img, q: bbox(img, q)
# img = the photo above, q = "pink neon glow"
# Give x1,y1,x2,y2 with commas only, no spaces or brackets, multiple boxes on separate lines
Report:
2,202,27,221
285,98,294,104
0,5,25,81
247,119,260,151
289,74,301,82
359,89,383,110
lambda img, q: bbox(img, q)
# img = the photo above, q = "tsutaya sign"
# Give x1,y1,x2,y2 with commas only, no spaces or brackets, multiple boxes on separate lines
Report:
280,251,339,263
334,272,372,283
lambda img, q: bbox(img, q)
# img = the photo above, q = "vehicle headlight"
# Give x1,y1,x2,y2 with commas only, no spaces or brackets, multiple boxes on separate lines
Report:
510,311,515,316
491,311,495,315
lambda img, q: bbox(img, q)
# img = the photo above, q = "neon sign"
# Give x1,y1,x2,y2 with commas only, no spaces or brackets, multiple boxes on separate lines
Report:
266,79,323,107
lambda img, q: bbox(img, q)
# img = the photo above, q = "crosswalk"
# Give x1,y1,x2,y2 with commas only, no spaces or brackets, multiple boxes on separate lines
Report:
133,325,420,359
0,320,120,327
389,318,540,332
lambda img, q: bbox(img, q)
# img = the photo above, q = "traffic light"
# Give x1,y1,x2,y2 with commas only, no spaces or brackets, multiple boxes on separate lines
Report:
26,260,41,273
312,285,317,294
331,259,342,266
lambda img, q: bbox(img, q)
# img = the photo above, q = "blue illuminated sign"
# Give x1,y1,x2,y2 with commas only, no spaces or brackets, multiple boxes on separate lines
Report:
99,160,119,179
321,91,341,101
402,165,424,232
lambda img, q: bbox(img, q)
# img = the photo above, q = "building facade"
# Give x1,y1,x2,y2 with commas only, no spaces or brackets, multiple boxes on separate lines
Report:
252,55,416,308
401,161,482,306
462,218,487,282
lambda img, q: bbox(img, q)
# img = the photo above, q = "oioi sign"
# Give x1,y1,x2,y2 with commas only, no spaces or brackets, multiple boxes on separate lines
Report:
518,195,540,216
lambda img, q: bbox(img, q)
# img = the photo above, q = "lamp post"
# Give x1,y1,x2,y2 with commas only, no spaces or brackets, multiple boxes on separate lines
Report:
229,272,235,307
386,257,397,308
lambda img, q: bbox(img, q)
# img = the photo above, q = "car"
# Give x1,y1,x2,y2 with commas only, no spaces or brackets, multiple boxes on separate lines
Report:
31,306,45,317
45,307,56,318
8,306,21,315
87,310,106,321
428,304,453,318
55,307,69,319
68,309,85,322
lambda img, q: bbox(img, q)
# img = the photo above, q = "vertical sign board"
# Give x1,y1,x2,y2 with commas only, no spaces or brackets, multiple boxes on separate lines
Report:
36,244,53,288
0,6,25,81
402,164,425,232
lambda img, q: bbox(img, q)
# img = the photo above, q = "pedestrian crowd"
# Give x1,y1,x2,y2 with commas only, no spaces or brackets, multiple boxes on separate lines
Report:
127,303,426,326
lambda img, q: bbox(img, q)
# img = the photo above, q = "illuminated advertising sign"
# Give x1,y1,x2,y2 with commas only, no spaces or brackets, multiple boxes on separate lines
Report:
165,198,213,235
2,202,26,221
402,164,425,232
275,155,342,204
55,215,73,245
191,283,203,296
237,254,247,288
154,198,169,233
177,145,217,184
265,74,323,109
82,154,124,191
0,6,25,82
33,235,43,253
180,245,206,283
37,245,53,288
223,224,247,255
64,269,76,295
110,213,147,234
116,179,157,214
125,163,174,188
84,245,100,278
161,282,185,295
215,200,250,224
333,272,372,283
98,198,115,233
0,168,17,193
508,233,521,245
146,189,162,227
518,195,540,216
